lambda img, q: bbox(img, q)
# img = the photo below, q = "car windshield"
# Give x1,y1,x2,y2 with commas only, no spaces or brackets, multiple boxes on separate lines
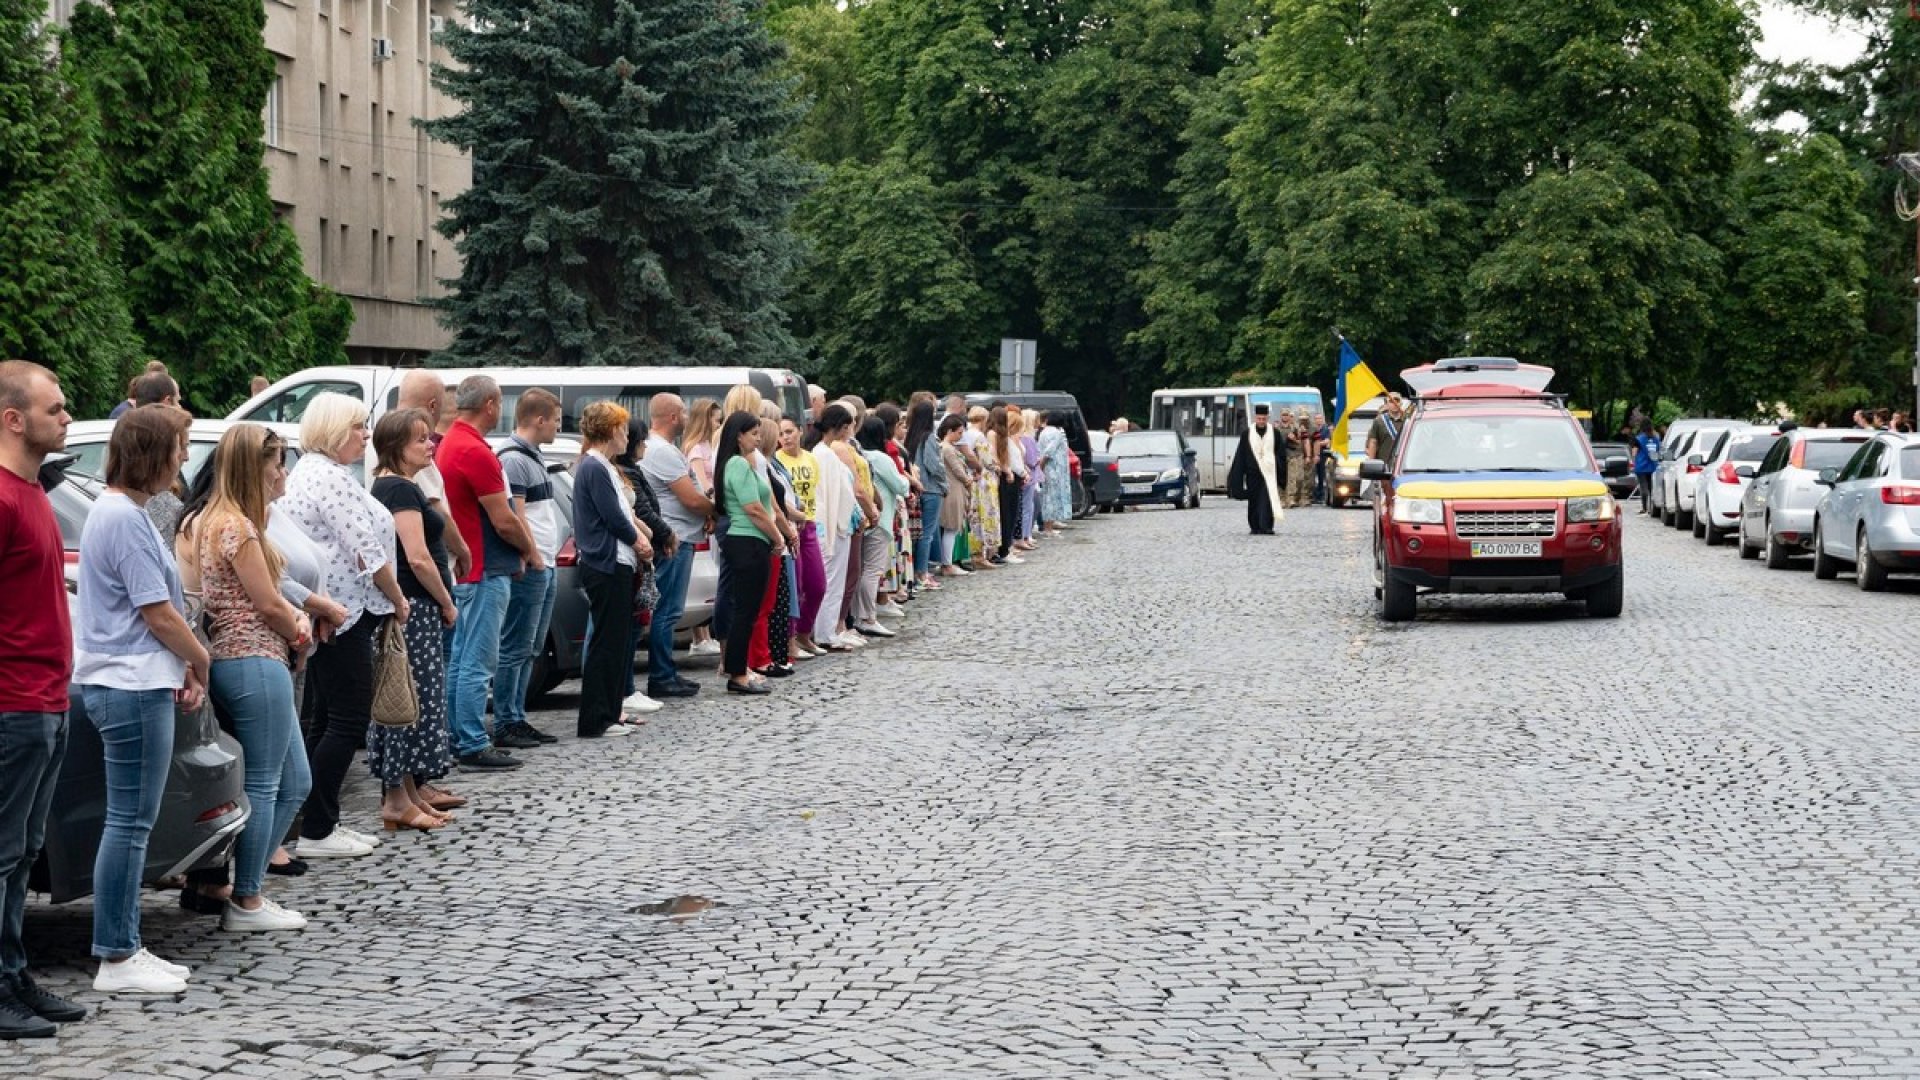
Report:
1398,415,1590,472
1110,432,1182,456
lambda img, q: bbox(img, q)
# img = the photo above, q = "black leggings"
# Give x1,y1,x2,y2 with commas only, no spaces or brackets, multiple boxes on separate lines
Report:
998,475,1021,558
300,614,377,841
1637,473,1654,513
720,534,771,678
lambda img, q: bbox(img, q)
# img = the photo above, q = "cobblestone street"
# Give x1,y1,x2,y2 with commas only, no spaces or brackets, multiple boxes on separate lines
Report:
8,502,1920,1078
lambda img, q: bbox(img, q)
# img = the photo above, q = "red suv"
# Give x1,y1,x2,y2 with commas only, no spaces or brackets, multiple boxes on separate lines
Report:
1358,360,1630,621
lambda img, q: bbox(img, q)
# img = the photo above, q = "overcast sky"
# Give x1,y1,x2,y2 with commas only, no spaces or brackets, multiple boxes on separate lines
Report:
1753,1,1872,68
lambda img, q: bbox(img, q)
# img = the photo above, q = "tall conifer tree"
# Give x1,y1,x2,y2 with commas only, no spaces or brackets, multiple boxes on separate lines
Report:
427,0,813,367
0,0,136,414
66,0,350,415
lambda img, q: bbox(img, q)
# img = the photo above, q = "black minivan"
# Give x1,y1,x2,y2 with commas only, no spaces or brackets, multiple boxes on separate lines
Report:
954,391,1098,518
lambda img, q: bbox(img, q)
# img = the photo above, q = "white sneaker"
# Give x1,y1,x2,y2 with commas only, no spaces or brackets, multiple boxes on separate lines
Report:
223,897,307,932
601,722,632,737
335,826,382,849
789,644,816,660
855,622,897,639
621,691,664,714
876,602,907,619
837,633,869,649
298,830,374,859
689,638,721,656
137,948,189,979
1003,555,1026,565
95,952,187,994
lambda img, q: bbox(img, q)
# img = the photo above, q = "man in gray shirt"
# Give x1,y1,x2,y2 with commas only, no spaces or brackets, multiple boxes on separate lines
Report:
640,394,713,698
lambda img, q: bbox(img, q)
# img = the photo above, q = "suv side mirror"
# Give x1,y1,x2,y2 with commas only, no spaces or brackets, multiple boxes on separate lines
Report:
1816,467,1839,487
1601,456,1631,478
1358,459,1391,480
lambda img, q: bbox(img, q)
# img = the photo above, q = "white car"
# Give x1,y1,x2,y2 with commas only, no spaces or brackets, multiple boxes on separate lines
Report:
1687,426,1781,546
1655,421,1735,529
60,418,307,492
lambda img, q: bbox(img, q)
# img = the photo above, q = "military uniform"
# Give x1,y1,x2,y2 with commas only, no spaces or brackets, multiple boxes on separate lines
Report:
1283,411,1312,508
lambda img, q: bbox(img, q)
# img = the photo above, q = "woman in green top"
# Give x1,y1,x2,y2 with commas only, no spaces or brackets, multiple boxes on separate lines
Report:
712,411,784,694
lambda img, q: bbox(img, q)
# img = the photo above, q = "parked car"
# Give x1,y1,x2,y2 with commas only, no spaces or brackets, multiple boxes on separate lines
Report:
1811,432,1920,590
1588,440,1639,500
60,418,307,491
951,391,1099,518
1687,426,1780,546
1653,420,1736,529
1737,428,1873,567
32,572,248,903
1085,430,1123,512
1326,399,1384,509
1106,429,1201,509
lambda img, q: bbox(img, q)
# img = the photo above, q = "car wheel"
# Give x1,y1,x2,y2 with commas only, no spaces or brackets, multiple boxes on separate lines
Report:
1737,520,1760,560
1379,571,1416,622
1857,526,1889,591
1812,520,1840,580
1688,507,1704,537
1585,571,1624,618
1763,521,1793,570
1661,500,1676,527
1704,519,1726,546
1189,489,1202,509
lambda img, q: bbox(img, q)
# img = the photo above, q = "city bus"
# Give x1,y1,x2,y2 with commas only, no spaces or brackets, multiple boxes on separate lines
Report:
1149,386,1327,492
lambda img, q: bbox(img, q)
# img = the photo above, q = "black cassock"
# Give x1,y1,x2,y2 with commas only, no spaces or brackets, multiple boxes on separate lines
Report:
1226,429,1286,535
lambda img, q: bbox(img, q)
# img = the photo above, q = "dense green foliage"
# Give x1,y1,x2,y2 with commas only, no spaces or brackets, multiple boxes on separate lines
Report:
426,0,814,368
65,0,349,416
0,1,136,414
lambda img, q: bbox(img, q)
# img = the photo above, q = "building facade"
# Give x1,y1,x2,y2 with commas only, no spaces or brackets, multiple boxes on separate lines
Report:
46,0,472,365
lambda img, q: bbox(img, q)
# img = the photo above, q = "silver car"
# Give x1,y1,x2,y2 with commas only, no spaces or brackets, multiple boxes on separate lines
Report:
1811,432,1920,590
1737,428,1872,567
1653,420,1735,529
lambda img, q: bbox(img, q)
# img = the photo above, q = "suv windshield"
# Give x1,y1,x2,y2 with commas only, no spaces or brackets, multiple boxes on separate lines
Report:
1109,432,1182,457
1398,414,1590,473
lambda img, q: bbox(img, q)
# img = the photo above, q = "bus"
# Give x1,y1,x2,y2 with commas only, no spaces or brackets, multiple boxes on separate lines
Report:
1149,386,1327,492
230,365,811,435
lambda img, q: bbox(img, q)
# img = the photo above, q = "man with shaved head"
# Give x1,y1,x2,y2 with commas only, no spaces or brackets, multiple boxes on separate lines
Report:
638,393,713,699
395,369,470,579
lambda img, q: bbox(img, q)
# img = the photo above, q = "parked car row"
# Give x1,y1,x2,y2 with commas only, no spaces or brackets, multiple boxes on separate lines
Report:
1658,422,1920,590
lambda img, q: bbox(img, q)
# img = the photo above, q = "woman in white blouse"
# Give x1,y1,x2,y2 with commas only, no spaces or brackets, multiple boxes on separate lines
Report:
277,393,411,860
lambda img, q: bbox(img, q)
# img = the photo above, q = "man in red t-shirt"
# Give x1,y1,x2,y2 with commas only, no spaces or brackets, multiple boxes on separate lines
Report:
434,375,541,771
0,360,87,1037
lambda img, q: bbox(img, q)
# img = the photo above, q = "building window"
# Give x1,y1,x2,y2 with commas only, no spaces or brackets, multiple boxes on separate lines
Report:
318,0,331,18
317,82,331,160
371,103,384,176
319,217,331,281
371,227,383,290
264,75,285,149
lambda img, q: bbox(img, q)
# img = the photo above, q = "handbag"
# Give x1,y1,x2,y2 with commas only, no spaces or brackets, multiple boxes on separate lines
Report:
370,615,419,729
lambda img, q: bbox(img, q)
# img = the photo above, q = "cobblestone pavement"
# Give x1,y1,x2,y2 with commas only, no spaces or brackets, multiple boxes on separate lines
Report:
8,502,1920,1078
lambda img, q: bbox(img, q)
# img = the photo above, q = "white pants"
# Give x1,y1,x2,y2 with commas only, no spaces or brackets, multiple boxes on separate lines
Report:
814,533,851,641
850,527,888,625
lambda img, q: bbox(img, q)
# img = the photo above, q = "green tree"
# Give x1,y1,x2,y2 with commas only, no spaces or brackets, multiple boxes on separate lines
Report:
0,1,136,414
65,0,349,415
427,0,815,369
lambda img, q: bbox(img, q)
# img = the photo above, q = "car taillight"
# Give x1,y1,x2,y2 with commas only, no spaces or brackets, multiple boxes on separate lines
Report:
1716,462,1740,485
63,549,79,567
1686,462,1703,474
555,537,577,568
693,540,711,552
195,800,240,824
1105,461,1119,473
1882,485,1920,505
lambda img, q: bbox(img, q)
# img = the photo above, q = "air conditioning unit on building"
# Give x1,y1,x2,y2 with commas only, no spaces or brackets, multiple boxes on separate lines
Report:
428,14,446,35
372,36,394,63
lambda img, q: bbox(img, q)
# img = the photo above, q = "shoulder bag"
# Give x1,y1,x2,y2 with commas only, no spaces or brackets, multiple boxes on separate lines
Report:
370,616,419,729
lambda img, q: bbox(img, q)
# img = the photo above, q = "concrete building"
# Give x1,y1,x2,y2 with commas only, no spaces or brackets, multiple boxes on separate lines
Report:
46,0,472,365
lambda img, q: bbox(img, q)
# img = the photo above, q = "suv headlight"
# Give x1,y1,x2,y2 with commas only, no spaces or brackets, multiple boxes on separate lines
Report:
1157,467,1182,483
1566,496,1615,523
1391,497,1444,524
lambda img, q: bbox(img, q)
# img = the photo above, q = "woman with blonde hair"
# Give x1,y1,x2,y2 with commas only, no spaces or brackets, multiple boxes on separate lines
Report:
680,397,723,656
1014,408,1042,550
369,409,458,829
962,406,999,570
190,424,318,927
279,392,410,859
574,401,654,736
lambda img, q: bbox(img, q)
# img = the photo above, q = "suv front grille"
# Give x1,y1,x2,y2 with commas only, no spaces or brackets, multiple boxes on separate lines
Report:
1453,508,1558,538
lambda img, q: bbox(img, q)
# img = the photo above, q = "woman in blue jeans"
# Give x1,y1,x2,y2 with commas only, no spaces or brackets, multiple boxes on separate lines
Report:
73,407,210,995
904,400,947,590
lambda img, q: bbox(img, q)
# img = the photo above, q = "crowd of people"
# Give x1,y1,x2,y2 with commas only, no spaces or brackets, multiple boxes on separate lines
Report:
0,359,1081,1032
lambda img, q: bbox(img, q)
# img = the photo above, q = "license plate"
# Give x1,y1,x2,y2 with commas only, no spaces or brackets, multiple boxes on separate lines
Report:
1470,540,1542,558
1122,483,1153,494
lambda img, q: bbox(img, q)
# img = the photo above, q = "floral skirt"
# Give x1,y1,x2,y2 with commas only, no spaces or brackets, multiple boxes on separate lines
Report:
365,605,451,786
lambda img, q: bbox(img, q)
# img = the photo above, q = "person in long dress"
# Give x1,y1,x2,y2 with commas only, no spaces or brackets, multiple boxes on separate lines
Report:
1036,412,1073,532
1227,403,1286,535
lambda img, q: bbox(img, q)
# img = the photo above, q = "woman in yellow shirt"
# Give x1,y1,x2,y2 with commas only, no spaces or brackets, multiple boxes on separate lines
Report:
775,418,826,656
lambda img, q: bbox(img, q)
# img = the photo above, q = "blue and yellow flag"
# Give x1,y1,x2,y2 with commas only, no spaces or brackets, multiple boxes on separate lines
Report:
1330,338,1387,458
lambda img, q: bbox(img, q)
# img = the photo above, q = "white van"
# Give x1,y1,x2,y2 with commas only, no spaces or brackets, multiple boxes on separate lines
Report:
228,365,811,434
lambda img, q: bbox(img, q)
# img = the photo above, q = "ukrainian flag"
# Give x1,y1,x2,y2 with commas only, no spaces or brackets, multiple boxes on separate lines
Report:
1330,338,1387,459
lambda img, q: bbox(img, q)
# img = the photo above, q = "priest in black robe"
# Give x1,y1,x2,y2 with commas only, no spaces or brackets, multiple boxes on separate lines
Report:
1227,403,1286,535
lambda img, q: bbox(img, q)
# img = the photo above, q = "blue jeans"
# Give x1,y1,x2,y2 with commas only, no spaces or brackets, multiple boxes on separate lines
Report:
0,710,65,977
449,576,512,756
493,567,556,730
913,492,945,576
80,685,173,960
647,542,696,686
211,658,310,899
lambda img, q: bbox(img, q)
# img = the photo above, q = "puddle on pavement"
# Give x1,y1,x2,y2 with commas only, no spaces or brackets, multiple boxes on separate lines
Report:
635,895,716,923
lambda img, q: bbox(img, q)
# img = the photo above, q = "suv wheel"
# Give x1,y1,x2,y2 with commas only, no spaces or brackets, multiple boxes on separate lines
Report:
1857,526,1889,591
1812,520,1840,580
1585,571,1624,618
